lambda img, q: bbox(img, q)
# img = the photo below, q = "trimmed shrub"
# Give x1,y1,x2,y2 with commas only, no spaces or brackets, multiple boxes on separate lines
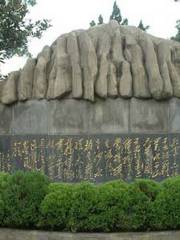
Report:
86,179,159,232
132,179,161,201
2,171,49,228
40,180,131,232
0,172,10,193
67,182,99,232
130,179,161,231
150,176,180,230
117,183,149,231
84,180,130,232
0,172,10,225
0,170,179,232
39,183,73,230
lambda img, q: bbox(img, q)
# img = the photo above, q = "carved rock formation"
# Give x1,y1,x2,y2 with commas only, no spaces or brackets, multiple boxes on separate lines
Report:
1,20,180,104
33,46,51,99
18,58,36,101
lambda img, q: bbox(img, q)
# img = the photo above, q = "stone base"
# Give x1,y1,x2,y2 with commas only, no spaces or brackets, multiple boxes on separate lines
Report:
1,98,180,182
0,228,179,240
1,98,180,135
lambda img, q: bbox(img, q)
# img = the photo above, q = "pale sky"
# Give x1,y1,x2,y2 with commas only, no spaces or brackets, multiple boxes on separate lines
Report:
2,0,180,75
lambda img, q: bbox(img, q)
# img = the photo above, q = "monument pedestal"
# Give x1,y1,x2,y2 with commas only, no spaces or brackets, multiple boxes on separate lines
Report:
0,98,179,182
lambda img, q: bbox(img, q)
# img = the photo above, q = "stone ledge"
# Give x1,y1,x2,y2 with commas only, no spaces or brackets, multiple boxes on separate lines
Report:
130,98,169,133
1,98,180,135
0,229,179,240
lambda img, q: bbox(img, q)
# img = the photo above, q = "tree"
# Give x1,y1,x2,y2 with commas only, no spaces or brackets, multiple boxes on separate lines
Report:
172,0,180,41
138,20,150,32
171,20,180,42
0,0,51,63
90,20,96,27
98,14,104,25
110,1,122,24
110,1,128,25
90,14,104,27
89,1,149,31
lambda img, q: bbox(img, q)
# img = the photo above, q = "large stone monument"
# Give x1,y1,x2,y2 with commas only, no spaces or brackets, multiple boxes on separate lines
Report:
0,20,180,182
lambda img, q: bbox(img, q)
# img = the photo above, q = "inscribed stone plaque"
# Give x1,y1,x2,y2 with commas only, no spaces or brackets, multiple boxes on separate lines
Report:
0,134,179,182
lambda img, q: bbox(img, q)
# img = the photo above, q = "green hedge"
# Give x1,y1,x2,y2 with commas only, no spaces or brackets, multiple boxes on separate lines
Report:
0,171,49,228
0,171,180,232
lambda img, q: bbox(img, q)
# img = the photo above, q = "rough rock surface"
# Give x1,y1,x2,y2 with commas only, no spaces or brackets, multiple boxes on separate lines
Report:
1,20,180,104
53,36,72,99
125,35,150,98
1,71,19,104
18,58,36,101
79,31,97,101
33,46,51,99
67,32,83,98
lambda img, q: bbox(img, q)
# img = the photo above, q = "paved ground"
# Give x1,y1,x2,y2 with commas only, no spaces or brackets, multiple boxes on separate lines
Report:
0,229,179,240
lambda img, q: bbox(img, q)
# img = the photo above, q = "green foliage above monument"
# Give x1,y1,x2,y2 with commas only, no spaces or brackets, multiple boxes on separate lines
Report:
110,1,121,23
172,0,180,41
172,20,180,42
138,20,150,32
90,1,149,31
0,0,51,63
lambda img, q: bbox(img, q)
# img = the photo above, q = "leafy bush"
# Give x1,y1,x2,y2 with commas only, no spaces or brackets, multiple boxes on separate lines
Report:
130,179,161,231
0,172,10,193
117,183,150,231
40,180,130,232
84,180,130,232
84,179,160,232
67,182,99,232
132,179,161,201
2,171,49,228
39,183,73,230
39,179,161,232
0,172,10,225
150,176,180,230
0,171,180,232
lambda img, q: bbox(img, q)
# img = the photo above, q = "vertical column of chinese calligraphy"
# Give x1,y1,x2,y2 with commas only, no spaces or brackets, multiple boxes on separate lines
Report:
104,138,114,178
12,140,28,170
23,140,31,169
38,138,47,173
84,138,94,181
152,137,162,179
0,151,11,172
94,138,104,180
123,138,133,180
170,137,179,176
6,150,11,172
73,138,86,181
27,139,38,170
143,138,153,178
0,152,5,171
63,138,74,181
133,138,142,179
111,137,123,178
11,140,23,169
50,138,65,180
161,137,170,177
47,138,60,180
72,138,80,181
